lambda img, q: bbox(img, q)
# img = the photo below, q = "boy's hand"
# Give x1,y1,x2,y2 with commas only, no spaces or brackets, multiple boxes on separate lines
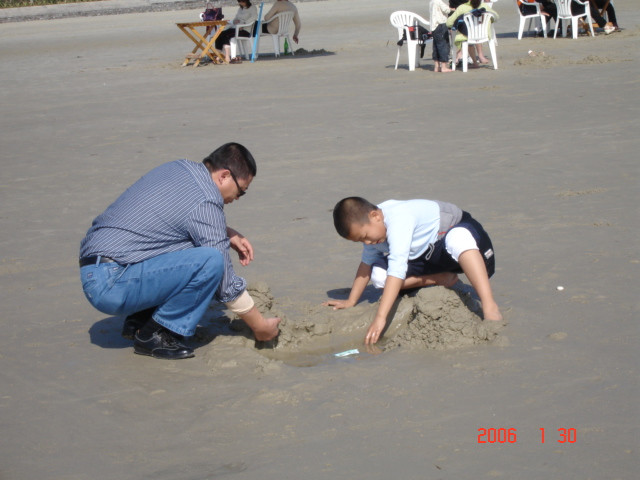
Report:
364,314,387,345
323,299,355,310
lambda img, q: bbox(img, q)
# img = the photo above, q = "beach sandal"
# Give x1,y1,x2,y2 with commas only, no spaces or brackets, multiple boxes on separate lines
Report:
230,57,243,64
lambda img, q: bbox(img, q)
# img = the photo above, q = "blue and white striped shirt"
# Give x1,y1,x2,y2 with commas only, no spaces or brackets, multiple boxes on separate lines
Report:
79,159,246,303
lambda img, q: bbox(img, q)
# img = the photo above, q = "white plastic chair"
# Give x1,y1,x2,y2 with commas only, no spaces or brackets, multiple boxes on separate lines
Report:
229,20,257,60
389,11,432,72
453,11,498,73
485,0,499,45
514,0,549,39
553,0,594,39
256,11,295,58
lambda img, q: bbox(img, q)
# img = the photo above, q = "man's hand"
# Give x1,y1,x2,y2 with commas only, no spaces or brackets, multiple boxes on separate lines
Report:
323,299,355,310
239,306,280,342
227,228,254,266
253,317,281,341
364,314,387,345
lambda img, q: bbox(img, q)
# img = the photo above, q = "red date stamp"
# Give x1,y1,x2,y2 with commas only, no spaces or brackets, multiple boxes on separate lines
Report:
477,427,577,444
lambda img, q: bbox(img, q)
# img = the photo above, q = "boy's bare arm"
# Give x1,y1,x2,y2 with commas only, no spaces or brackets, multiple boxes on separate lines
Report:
324,262,372,309
365,275,403,345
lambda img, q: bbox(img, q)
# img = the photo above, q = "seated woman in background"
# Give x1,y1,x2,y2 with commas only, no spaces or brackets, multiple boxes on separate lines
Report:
446,0,498,68
571,0,616,34
261,0,302,45
214,0,258,63
517,0,558,22
592,0,619,32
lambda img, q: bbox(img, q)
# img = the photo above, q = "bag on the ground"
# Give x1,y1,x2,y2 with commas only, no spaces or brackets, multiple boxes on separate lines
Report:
398,25,431,44
397,25,432,58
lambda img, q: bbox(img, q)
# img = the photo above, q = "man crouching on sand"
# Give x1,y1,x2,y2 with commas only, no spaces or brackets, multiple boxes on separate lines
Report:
79,143,280,359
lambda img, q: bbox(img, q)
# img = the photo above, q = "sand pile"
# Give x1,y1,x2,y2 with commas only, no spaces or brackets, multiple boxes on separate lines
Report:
201,282,505,366
384,287,502,351
513,51,557,68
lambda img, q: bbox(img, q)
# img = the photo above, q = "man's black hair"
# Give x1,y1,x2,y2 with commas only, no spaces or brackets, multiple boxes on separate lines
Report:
203,142,257,179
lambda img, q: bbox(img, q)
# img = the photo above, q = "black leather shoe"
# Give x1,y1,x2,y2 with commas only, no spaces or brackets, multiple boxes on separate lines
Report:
122,316,145,340
133,329,195,360
121,307,156,340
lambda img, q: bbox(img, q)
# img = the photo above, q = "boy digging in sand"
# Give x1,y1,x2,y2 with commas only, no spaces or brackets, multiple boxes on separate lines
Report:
324,197,502,345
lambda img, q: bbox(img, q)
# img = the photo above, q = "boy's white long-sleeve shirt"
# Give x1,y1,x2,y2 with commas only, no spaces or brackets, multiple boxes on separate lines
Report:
361,199,441,280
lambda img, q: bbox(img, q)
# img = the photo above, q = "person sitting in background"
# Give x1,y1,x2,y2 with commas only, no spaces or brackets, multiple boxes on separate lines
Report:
262,0,301,45
214,0,258,63
586,0,618,33
446,0,498,68
593,0,618,30
568,0,614,34
517,0,558,21
517,0,557,35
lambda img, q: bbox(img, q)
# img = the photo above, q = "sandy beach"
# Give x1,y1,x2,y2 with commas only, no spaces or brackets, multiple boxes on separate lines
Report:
1,0,638,478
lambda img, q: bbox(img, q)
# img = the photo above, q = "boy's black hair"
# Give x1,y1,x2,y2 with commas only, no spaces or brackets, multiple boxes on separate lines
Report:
333,197,378,239
203,142,257,180
470,0,481,8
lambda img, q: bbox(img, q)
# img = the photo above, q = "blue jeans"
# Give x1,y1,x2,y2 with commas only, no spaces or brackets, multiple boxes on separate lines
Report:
80,248,224,337
432,24,450,63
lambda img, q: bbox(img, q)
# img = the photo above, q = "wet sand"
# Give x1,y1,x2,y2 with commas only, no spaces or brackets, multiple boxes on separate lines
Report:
0,1,638,479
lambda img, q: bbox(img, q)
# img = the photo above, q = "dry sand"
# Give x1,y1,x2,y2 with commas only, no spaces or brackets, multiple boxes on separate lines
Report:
0,1,638,479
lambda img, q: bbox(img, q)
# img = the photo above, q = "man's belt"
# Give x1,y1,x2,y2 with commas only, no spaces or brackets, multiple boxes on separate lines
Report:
79,256,118,268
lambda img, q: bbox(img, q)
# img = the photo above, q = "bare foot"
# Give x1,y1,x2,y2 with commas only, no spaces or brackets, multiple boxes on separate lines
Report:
478,57,490,64
440,66,453,73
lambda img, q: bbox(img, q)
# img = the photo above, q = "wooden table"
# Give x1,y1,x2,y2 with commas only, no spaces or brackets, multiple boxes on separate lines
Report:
176,20,228,67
